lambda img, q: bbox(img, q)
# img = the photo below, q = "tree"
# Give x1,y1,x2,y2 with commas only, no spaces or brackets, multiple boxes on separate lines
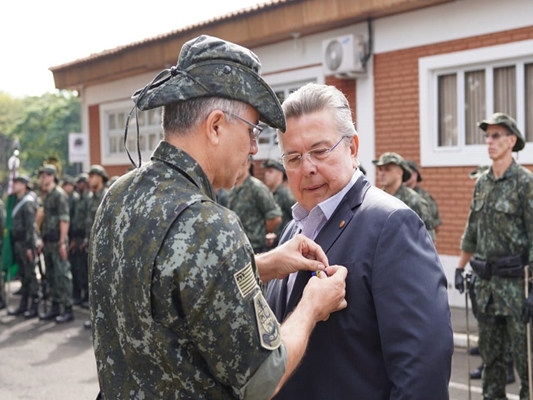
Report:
8,91,81,177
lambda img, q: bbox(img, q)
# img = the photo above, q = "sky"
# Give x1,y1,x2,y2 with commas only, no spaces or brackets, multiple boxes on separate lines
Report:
1,0,264,98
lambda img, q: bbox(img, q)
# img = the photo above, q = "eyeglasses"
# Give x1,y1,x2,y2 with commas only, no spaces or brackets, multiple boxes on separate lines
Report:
223,111,263,141
280,135,351,170
484,132,511,141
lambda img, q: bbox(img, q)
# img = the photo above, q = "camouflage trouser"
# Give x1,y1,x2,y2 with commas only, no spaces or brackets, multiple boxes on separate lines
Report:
478,303,530,400
13,242,39,298
43,242,73,308
70,244,88,301
0,253,4,300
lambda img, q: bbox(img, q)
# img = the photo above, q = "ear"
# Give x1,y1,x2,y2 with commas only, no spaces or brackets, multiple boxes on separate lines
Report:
508,134,517,150
349,135,359,165
205,109,226,146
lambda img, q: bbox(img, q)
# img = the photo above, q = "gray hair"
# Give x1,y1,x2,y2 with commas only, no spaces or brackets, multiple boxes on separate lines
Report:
162,97,248,139
278,83,357,150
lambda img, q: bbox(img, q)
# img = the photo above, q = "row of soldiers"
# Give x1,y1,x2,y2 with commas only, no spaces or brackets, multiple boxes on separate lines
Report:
0,163,110,325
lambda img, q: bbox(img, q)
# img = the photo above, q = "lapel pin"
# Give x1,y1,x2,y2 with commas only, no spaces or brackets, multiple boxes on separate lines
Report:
339,220,346,228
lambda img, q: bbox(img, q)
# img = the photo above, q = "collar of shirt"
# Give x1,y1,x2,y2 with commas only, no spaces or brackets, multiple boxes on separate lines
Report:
292,168,361,239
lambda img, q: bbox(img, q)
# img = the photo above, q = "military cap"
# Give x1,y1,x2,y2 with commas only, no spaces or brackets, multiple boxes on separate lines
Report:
406,160,422,182
478,112,525,152
13,174,33,190
88,165,109,183
261,158,285,172
131,35,286,132
38,164,58,177
372,152,412,182
61,174,76,186
76,172,89,183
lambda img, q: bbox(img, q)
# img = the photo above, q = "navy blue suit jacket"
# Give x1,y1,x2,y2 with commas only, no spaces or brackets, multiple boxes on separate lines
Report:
266,175,453,400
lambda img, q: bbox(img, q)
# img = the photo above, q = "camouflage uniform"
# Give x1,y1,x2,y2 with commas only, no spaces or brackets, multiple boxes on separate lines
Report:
413,186,442,230
461,160,533,400
85,187,107,242
272,184,296,239
69,188,87,303
228,175,282,252
11,188,38,300
90,34,289,399
0,198,5,307
41,185,73,309
90,142,284,399
394,184,435,239
373,153,435,240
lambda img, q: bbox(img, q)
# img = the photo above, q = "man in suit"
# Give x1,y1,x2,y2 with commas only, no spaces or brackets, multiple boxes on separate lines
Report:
266,83,454,400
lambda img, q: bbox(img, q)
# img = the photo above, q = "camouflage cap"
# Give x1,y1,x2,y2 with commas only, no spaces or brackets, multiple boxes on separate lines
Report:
261,158,285,172
372,152,412,182
38,164,58,178
61,174,76,186
478,112,525,152
88,164,109,183
14,174,33,190
406,160,422,182
131,35,286,131
76,172,89,183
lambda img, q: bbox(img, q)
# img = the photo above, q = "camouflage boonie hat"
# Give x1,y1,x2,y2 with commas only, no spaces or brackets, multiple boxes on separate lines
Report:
406,160,422,182
261,158,285,172
14,174,33,190
131,35,286,132
478,112,525,152
372,152,412,182
88,165,109,183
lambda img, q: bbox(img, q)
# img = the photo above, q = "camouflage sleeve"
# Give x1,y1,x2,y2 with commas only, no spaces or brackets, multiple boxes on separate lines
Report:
253,183,282,220
0,200,5,249
239,343,287,400
460,181,481,254
23,202,36,246
168,201,283,396
57,190,70,223
523,174,533,264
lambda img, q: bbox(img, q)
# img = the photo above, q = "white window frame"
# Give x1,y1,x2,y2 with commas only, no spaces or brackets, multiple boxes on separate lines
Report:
100,100,162,166
258,66,323,160
419,39,533,167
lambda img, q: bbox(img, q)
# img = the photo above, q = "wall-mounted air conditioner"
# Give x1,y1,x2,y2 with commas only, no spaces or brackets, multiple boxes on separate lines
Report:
322,34,367,78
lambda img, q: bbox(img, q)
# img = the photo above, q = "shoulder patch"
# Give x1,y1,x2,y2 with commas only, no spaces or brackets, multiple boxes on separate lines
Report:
234,263,259,298
253,292,282,350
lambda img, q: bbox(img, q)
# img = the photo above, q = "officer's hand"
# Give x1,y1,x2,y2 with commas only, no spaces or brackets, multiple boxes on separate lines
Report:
522,291,533,323
455,268,465,294
255,234,328,282
302,265,348,322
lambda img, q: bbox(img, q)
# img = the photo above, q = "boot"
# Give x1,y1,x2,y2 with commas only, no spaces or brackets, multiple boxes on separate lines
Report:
8,296,28,316
55,306,75,324
0,297,6,310
470,364,483,379
507,360,516,385
39,302,60,320
23,298,40,319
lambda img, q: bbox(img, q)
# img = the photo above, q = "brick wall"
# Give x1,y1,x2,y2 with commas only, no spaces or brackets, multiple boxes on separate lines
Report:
374,26,533,256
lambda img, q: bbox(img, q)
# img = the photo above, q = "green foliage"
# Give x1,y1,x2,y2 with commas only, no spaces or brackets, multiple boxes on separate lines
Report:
8,91,81,176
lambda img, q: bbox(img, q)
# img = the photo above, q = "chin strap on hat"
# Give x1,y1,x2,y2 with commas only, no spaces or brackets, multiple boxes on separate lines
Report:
124,66,213,168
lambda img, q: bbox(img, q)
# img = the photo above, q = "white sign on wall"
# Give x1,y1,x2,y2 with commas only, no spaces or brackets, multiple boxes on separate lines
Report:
68,133,88,163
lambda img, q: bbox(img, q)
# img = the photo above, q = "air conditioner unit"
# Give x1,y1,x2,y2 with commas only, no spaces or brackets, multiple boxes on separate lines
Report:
322,34,367,78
